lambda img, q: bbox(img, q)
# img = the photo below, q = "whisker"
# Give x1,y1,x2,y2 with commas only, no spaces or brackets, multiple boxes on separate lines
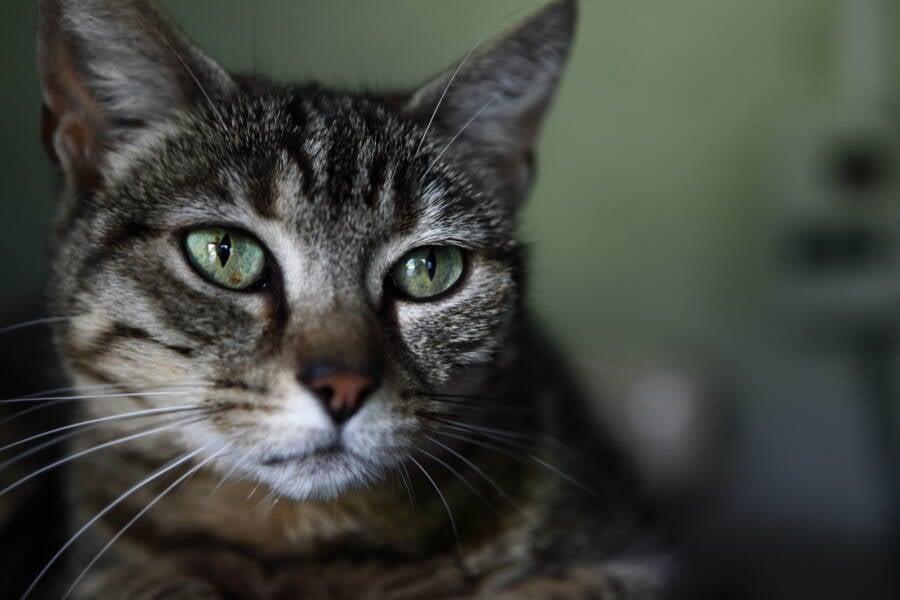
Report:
418,415,536,453
412,3,543,158
0,405,202,454
420,413,581,462
424,434,515,505
0,384,122,427
430,428,602,501
207,459,242,500
399,461,416,510
0,316,73,335
408,454,461,556
252,490,276,512
422,399,535,415
527,455,602,500
0,390,198,405
430,427,523,462
420,92,500,183
19,444,211,599
62,448,227,599
0,385,206,426
0,411,199,473
0,417,205,499
417,447,498,515
415,392,486,400
149,23,228,129
245,483,259,502
413,36,482,157
424,416,533,442
0,426,89,473
1,398,69,427
18,383,123,400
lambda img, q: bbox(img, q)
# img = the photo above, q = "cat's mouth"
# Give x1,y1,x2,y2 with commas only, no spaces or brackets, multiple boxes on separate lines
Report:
260,442,345,466
247,436,386,500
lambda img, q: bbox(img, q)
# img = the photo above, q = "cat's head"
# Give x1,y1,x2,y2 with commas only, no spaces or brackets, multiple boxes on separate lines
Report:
37,0,575,500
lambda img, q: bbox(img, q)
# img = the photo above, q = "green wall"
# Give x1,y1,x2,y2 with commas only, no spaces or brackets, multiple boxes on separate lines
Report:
0,1,843,355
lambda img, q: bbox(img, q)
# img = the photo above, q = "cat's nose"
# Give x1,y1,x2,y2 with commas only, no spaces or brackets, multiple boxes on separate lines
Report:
300,363,379,424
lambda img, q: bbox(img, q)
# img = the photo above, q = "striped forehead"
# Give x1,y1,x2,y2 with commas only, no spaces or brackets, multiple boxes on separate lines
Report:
99,91,505,283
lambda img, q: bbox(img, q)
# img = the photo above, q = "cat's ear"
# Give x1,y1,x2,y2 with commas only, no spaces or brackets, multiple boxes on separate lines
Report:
37,0,236,187
404,0,576,203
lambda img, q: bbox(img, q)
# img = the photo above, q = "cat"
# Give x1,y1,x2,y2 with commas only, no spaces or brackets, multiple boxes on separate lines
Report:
8,0,667,597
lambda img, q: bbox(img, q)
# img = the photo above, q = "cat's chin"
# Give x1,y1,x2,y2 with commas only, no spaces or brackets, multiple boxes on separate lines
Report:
249,446,384,501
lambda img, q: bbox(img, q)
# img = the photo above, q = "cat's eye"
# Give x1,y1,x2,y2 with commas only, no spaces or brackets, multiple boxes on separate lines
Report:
184,227,266,290
391,246,464,300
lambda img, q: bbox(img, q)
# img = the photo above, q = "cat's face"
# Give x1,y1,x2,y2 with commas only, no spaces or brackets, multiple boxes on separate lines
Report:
38,0,573,500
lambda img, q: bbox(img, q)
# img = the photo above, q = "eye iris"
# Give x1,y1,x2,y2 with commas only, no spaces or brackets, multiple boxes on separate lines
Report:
392,246,463,299
186,228,266,291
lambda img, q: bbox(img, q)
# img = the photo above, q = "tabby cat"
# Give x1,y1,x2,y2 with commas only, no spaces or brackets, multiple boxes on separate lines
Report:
17,0,666,597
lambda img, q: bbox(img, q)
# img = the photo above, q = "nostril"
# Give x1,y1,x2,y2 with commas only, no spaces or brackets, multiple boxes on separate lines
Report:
312,383,335,403
299,364,380,424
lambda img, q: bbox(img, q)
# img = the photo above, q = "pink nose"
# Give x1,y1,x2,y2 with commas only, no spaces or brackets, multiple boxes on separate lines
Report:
306,372,377,424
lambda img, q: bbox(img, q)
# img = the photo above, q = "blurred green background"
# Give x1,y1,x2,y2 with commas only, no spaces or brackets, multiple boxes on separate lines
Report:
0,0,847,355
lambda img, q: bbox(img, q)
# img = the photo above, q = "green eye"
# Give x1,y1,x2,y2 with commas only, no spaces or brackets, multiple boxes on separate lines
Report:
391,246,464,299
184,228,266,290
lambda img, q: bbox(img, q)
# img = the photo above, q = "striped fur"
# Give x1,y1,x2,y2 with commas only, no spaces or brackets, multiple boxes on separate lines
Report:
33,0,667,598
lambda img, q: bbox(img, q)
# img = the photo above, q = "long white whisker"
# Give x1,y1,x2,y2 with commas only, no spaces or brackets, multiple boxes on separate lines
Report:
0,427,90,473
0,386,205,426
0,412,196,473
19,444,210,600
528,455,601,500
430,414,583,463
0,418,202,499
0,405,201,453
0,316,73,335
425,434,515,504
207,458,241,500
396,463,416,510
20,383,123,400
0,398,68,427
431,429,601,500
408,454,461,555
62,449,226,599
431,428,520,460
0,390,198,405
414,38,482,157
412,3,543,158
417,447,496,514
419,92,500,183
153,29,228,129
245,483,259,502
0,384,123,426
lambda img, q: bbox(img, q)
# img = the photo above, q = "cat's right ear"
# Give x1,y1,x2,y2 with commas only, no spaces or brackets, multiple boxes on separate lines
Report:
37,0,236,189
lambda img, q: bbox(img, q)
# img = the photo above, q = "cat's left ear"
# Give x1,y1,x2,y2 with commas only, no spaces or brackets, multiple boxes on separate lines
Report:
404,0,576,205
37,0,236,189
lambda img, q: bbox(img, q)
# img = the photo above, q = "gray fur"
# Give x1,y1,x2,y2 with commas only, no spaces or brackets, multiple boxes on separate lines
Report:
36,0,666,597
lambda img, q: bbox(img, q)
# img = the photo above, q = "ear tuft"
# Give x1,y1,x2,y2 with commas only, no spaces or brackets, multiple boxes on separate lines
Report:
405,0,577,202
37,0,235,186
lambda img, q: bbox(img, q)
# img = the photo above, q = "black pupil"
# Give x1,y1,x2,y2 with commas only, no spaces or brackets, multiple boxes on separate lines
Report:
216,234,232,267
426,248,437,280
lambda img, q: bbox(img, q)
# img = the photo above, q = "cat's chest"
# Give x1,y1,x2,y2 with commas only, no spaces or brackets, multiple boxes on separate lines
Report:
164,549,477,600
156,549,613,600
